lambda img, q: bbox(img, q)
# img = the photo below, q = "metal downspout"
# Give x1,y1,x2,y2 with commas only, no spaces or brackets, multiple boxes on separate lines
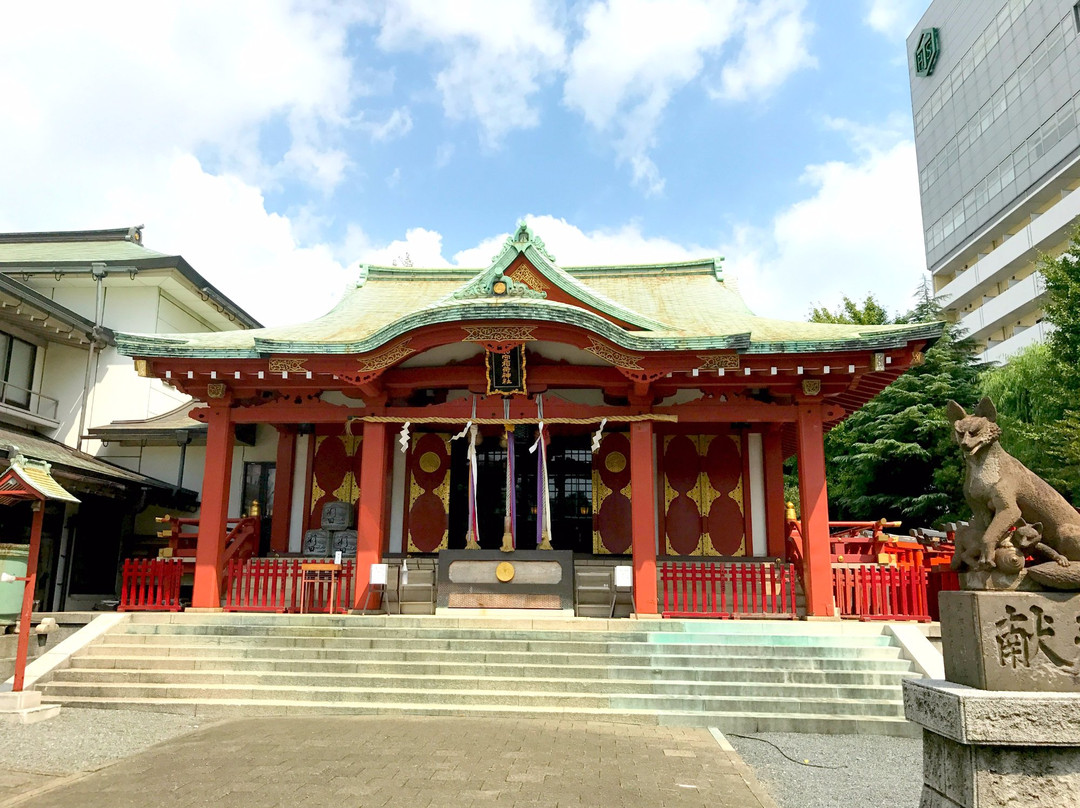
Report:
76,263,106,451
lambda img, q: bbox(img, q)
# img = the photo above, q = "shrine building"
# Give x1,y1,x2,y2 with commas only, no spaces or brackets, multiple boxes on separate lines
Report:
116,223,942,617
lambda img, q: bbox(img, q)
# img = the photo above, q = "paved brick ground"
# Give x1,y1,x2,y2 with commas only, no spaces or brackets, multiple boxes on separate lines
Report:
0,716,776,808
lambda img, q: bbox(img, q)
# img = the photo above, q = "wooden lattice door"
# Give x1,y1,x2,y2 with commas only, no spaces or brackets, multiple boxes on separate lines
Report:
661,434,745,556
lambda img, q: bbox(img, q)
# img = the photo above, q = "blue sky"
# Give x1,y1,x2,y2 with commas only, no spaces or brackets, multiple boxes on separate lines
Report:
0,0,930,326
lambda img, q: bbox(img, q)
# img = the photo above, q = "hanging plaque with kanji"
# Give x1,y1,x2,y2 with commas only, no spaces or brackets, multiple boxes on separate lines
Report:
486,344,527,396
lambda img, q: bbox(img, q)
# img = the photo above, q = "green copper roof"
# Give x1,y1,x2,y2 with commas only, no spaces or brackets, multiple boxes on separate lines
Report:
0,226,168,263
116,225,943,359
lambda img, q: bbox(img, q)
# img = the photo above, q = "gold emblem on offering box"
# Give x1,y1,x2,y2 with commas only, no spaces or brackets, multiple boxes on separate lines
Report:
495,562,515,582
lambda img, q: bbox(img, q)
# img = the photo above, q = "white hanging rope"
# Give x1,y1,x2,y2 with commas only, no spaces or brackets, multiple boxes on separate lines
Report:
591,418,607,453
529,395,545,454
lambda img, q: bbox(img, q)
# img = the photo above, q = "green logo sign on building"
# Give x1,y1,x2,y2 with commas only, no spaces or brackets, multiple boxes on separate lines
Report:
915,28,940,77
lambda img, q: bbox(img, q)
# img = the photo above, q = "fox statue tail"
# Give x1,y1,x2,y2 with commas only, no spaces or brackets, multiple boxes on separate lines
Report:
1025,562,1080,590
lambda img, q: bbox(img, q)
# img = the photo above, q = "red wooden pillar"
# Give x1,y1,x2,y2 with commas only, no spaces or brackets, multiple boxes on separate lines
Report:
12,502,45,692
191,404,235,609
762,427,787,558
629,421,658,614
269,425,297,554
796,404,834,618
354,421,390,610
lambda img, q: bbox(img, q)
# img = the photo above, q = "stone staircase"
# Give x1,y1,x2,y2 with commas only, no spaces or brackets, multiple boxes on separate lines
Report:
39,614,920,736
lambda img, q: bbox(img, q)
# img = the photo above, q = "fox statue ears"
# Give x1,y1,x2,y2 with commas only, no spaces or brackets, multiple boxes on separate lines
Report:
947,397,998,424
1012,516,1044,533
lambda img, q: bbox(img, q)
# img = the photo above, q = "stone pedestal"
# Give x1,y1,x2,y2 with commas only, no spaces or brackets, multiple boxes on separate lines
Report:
904,679,1080,807
939,591,1080,692
905,590,1080,807
0,690,61,725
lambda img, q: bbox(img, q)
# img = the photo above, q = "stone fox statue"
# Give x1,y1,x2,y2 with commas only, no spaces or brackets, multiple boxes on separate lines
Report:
947,397,1080,574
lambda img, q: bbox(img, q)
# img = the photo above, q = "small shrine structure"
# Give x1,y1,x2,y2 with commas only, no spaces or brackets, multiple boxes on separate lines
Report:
116,224,942,616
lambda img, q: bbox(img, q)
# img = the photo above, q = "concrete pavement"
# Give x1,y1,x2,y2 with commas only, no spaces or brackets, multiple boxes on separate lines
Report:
1,715,777,808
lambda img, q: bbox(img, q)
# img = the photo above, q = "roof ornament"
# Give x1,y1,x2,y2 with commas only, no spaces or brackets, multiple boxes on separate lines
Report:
510,220,555,262
452,271,546,301
355,264,371,287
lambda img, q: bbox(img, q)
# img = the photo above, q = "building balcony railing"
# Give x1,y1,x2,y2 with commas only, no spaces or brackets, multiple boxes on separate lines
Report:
957,273,1045,345
0,380,60,426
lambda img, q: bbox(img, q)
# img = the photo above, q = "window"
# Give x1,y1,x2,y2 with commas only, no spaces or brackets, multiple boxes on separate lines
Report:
0,331,37,409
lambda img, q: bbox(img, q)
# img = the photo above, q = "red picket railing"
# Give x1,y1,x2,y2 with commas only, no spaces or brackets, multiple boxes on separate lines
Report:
831,564,930,622
660,561,798,619
223,558,354,613
927,567,960,622
119,558,184,612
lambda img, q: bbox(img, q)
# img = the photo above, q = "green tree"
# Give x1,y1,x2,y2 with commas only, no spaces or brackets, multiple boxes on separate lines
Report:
1040,224,1080,367
808,294,890,325
978,224,1080,502
979,343,1080,500
816,281,985,525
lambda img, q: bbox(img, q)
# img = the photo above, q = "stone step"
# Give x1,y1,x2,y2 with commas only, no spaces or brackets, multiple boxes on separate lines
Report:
82,642,907,666
47,668,908,701
124,613,904,642
49,614,920,736
41,681,906,717
37,695,919,736
70,655,917,682
113,623,896,647
97,634,904,658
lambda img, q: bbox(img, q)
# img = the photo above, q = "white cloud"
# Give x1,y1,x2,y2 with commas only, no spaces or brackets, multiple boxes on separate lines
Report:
375,0,567,145
564,0,814,194
348,214,709,271
365,107,414,142
349,227,454,269
726,131,927,321
0,2,369,326
863,0,925,39
108,155,350,327
711,0,816,102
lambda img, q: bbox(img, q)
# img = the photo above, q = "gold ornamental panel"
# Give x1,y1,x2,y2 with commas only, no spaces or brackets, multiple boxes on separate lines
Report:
269,358,307,373
604,451,627,474
584,337,644,370
697,354,741,370
357,339,415,372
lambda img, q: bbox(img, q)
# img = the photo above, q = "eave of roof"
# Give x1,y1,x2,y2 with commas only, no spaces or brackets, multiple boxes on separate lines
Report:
0,424,188,493
0,227,263,330
0,273,113,347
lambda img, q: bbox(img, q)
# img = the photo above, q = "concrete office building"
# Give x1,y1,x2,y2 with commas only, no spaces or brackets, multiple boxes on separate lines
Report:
909,0,1080,363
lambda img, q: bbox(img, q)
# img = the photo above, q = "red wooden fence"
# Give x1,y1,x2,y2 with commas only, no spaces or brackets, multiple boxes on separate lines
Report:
660,561,798,619
927,567,960,622
119,558,183,612
223,558,354,613
832,564,930,622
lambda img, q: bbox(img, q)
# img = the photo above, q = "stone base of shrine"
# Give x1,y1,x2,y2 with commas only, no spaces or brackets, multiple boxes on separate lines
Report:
434,607,576,619
0,689,61,725
904,678,1080,807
